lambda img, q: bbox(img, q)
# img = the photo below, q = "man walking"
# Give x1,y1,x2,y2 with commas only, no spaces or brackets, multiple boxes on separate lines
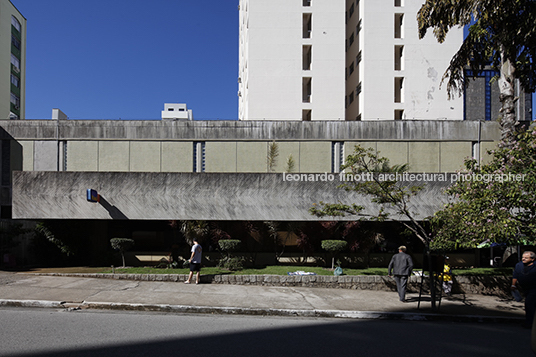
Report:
185,239,202,285
512,251,536,328
388,246,414,302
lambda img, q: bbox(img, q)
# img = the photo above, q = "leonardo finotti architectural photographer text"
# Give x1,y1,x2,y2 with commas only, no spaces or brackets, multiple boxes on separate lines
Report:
282,172,527,183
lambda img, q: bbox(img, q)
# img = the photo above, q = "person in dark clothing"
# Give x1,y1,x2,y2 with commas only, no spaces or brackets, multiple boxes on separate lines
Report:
388,246,414,302
512,251,536,328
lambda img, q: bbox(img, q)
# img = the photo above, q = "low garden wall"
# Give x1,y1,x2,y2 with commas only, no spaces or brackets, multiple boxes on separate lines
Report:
36,273,512,297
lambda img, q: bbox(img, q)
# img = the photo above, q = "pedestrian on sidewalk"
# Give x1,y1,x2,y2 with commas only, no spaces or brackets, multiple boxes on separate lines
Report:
512,251,536,328
441,256,453,297
388,245,413,302
185,239,202,284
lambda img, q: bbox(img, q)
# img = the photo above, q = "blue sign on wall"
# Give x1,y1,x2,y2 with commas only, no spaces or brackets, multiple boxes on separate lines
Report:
86,189,100,203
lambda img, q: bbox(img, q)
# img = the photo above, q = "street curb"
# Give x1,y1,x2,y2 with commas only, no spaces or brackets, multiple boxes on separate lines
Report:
0,299,524,324
0,299,65,309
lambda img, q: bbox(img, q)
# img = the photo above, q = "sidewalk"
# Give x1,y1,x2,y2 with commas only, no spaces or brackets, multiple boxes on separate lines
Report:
0,271,525,323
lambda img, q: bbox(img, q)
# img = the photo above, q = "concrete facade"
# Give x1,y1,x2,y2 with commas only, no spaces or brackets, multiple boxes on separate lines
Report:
347,0,464,121
239,0,464,121
0,119,503,219
0,0,26,120
238,0,346,121
12,171,451,221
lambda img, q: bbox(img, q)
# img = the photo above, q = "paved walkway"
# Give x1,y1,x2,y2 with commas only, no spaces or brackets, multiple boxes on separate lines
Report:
0,271,525,323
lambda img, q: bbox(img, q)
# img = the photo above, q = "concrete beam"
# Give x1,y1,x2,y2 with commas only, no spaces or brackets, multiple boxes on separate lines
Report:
13,171,450,221
0,120,503,142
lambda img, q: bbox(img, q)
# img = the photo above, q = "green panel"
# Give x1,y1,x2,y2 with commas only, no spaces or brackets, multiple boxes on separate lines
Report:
440,142,472,172
205,142,237,172
130,142,161,172
408,142,440,172
299,141,331,173
272,142,300,173
481,141,499,165
162,142,193,172
237,142,268,172
67,141,98,172
376,142,408,167
98,141,129,172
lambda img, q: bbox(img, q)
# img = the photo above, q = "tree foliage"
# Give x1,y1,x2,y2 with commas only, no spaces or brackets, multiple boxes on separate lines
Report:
432,127,536,250
310,145,431,250
110,238,135,268
418,0,536,145
418,0,536,93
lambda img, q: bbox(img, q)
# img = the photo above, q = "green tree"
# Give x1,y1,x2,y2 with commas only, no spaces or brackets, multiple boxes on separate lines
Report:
180,220,209,246
321,240,347,269
267,141,279,172
310,146,430,250
432,127,536,250
310,145,440,308
418,0,536,146
110,238,135,268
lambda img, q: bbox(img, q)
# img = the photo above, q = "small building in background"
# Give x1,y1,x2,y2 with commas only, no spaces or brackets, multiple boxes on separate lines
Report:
161,103,193,121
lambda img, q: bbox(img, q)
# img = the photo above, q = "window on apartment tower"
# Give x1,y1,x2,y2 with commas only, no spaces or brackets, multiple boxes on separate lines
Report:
349,4,355,18
303,0,311,6
302,110,312,121
349,61,354,76
395,110,404,120
303,14,312,38
10,74,19,88
11,35,20,50
11,16,21,32
303,45,312,70
394,77,404,103
303,78,312,103
395,0,403,6
10,54,20,70
395,14,404,39
395,45,404,71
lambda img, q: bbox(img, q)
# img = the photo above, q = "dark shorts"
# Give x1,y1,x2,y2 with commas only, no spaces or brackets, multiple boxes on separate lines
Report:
190,262,201,272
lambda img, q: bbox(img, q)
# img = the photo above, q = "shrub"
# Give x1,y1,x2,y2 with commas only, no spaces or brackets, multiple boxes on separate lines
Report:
218,239,241,253
217,239,243,270
217,256,245,271
321,240,347,269
110,238,134,267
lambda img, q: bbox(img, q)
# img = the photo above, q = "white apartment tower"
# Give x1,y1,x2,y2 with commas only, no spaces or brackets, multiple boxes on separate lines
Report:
0,0,26,120
239,0,464,121
238,0,346,121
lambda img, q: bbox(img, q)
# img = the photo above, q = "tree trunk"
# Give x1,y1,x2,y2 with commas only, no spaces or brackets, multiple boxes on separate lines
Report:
498,52,517,148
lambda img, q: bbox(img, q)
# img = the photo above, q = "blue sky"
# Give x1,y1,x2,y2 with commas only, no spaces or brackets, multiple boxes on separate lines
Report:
12,0,240,120
11,1,535,121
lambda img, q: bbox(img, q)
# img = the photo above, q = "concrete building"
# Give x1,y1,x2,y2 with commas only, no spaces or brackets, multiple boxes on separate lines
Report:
0,0,26,120
238,0,464,121
346,0,464,121
161,103,193,121
464,68,533,122
0,119,503,220
238,0,346,121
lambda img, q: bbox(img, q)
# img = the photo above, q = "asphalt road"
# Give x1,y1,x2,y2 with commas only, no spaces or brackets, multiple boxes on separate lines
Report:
0,307,532,357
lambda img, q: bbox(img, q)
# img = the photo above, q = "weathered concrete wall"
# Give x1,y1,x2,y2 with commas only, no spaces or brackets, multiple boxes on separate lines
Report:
0,119,502,141
12,171,451,220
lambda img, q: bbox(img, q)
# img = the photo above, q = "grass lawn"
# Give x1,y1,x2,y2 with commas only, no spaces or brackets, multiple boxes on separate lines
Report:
22,266,514,276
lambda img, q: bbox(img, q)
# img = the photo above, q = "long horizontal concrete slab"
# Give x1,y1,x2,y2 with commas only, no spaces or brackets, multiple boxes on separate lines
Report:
0,119,503,141
12,171,450,220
